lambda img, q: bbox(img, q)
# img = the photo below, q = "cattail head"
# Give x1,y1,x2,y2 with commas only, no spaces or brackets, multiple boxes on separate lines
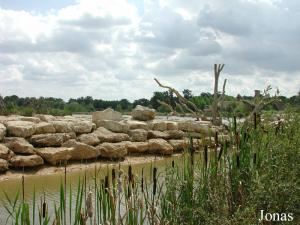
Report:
153,167,157,196
86,190,93,218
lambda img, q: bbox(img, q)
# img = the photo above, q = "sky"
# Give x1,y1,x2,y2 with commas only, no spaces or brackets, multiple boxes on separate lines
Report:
0,0,299,101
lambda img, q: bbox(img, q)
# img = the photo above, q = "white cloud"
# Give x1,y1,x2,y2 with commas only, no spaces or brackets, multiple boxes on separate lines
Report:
0,0,299,101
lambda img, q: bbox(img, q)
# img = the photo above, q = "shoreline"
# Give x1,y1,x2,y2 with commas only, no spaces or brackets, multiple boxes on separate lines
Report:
0,153,183,183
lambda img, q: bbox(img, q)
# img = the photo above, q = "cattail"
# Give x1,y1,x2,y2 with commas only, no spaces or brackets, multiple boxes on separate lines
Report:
153,167,157,196
171,160,174,168
118,170,123,194
86,191,93,218
254,112,257,129
141,169,144,193
112,168,116,185
128,165,133,184
204,145,208,168
253,153,257,165
218,145,223,162
233,116,237,135
236,154,240,168
42,196,47,218
189,137,194,166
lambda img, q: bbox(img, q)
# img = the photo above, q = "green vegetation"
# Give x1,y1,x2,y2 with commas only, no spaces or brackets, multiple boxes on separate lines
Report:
0,90,299,116
2,112,299,224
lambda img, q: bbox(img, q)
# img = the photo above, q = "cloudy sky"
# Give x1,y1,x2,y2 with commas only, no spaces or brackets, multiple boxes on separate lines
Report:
0,0,299,101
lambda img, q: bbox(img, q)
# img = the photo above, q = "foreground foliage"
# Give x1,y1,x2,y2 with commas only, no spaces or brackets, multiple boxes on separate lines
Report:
3,113,300,225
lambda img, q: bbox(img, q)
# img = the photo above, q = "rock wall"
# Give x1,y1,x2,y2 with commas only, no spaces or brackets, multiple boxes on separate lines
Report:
0,106,228,172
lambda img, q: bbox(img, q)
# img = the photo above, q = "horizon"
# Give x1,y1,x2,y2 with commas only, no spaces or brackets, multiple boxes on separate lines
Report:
1,0,300,101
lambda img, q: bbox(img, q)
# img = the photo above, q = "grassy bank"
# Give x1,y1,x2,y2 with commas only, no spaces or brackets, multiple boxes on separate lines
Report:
3,112,299,225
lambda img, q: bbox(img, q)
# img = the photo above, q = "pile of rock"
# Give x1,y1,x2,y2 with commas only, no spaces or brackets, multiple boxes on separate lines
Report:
0,105,228,172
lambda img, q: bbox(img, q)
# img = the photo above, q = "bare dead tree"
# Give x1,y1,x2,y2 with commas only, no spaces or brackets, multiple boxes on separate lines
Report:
240,85,280,119
154,78,203,119
212,64,227,125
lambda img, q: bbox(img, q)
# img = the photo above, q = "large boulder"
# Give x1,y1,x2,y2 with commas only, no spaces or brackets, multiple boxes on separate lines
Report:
36,147,73,165
150,121,167,131
122,141,149,154
131,105,155,121
29,133,74,147
35,114,55,122
124,120,149,130
167,130,184,139
62,140,100,160
72,121,93,134
177,121,193,132
6,121,36,138
0,123,6,141
50,121,74,133
128,129,148,142
96,142,127,159
9,155,44,168
20,117,41,123
4,137,35,155
77,133,100,146
94,127,129,143
35,122,56,134
191,122,215,135
168,139,187,151
96,120,129,133
148,139,173,155
0,144,14,160
166,121,178,130
0,159,9,172
92,108,122,122
147,130,169,139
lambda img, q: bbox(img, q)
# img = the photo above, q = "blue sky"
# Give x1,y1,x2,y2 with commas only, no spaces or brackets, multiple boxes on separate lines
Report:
0,0,299,101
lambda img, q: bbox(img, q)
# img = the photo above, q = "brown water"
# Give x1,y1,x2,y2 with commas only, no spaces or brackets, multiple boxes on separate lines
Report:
0,154,186,224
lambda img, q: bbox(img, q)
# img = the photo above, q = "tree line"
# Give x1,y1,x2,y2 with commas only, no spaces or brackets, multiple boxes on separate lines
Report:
0,90,299,117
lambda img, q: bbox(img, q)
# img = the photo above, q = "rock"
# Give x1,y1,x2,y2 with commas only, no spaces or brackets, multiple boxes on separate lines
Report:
0,144,14,160
4,137,35,155
151,121,167,131
9,155,44,168
131,105,155,121
29,133,73,147
50,121,74,133
77,133,100,146
7,121,36,138
96,120,129,133
168,140,187,151
0,123,6,141
35,122,56,134
124,120,149,130
148,139,173,155
122,141,149,153
35,114,55,122
128,129,148,142
94,127,129,143
62,140,100,160
72,121,93,134
177,121,193,132
147,130,169,139
92,108,122,122
20,117,41,123
166,121,178,130
167,130,184,139
191,122,215,135
96,142,127,159
36,147,73,165
0,159,9,172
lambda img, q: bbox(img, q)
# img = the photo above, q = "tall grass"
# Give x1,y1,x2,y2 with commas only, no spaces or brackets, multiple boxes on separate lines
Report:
2,112,300,224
